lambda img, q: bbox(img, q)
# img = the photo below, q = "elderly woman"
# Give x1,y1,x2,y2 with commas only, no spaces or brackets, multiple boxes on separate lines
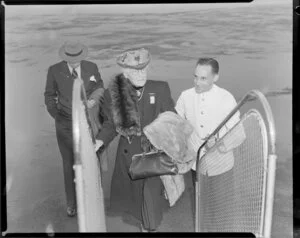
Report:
95,48,175,232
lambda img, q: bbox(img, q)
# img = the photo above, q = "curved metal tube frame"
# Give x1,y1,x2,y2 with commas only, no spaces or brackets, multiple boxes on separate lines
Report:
72,79,96,164
195,89,277,238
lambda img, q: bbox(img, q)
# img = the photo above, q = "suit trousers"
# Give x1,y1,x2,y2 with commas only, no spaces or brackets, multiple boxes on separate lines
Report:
55,113,77,209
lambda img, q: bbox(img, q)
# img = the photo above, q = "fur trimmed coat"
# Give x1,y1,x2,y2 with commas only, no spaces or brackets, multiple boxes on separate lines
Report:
96,73,176,229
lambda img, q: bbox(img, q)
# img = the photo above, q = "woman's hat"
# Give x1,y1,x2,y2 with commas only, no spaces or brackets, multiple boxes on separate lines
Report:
59,41,88,63
116,47,151,70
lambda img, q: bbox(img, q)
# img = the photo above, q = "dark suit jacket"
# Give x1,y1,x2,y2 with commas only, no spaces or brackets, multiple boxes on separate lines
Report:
44,60,104,119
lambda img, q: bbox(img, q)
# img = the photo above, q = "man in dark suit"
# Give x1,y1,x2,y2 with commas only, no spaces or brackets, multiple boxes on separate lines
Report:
44,41,104,217
94,48,175,232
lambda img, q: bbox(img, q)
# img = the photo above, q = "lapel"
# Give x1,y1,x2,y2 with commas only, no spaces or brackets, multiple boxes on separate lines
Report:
142,80,154,103
139,80,157,128
59,61,72,80
80,61,90,83
138,81,148,126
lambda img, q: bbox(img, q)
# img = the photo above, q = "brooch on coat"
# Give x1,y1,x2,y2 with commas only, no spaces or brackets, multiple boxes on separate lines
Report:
149,93,156,104
90,75,96,82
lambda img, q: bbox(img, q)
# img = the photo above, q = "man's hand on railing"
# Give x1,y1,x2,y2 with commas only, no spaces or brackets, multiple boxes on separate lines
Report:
204,135,228,154
204,135,217,150
217,141,227,154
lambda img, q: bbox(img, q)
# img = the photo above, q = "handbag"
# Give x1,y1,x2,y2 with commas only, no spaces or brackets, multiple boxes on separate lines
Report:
129,150,178,180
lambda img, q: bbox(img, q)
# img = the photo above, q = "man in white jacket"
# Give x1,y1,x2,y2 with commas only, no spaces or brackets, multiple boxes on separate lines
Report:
175,57,241,184
175,57,247,231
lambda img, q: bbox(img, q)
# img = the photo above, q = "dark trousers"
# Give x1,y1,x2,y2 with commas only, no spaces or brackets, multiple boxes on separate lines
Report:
190,170,197,225
55,113,76,209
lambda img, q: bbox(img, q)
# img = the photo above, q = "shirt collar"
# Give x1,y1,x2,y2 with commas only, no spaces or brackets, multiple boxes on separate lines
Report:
195,84,216,97
67,63,81,74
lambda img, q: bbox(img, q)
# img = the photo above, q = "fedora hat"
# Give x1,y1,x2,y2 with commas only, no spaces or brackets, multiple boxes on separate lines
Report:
116,47,151,70
59,41,88,63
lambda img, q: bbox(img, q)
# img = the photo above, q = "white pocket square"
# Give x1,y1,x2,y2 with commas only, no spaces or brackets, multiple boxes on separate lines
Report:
90,75,96,82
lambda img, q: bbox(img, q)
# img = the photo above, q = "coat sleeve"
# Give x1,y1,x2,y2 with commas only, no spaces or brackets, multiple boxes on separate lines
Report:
160,81,176,113
175,93,186,119
217,93,240,139
95,90,118,147
88,63,104,103
44,66,58,119
216,93,246,153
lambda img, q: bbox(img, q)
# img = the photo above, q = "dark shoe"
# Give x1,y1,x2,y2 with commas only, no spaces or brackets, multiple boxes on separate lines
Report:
67,207,76,217
140,223,148,232
140,223,157,232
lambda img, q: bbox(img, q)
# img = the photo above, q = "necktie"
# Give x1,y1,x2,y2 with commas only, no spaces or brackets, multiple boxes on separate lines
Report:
72,68,78,79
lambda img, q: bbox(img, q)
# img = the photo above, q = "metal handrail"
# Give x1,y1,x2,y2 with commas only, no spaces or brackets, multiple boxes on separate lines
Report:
72,78,96,165
72,78,107,232
72,78,87,231
195,89,276,182
195,89,277,238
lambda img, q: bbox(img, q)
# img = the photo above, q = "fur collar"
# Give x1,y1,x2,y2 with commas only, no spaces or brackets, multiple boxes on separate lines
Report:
108,73,142,141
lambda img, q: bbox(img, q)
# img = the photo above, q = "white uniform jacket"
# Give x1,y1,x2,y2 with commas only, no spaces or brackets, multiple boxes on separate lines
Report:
175,84,245,176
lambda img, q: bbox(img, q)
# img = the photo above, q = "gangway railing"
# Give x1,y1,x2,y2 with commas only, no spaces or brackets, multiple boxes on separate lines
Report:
195,90,276,238
72,78,106,232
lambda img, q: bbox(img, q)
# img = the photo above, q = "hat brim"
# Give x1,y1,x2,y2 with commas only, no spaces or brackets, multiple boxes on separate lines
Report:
116,58,150,70
59,44,88,63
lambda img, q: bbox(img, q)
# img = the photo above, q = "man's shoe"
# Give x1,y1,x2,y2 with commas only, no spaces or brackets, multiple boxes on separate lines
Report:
67,207,76,217
140,223,147,232
140,223,157,232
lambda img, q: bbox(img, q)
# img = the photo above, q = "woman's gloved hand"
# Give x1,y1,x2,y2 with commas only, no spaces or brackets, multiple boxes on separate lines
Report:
95,140,104,152
141,134,154,153
87,99,96,108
